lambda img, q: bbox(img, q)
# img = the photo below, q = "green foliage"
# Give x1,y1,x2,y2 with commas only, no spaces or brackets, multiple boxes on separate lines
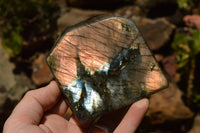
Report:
177,0,196,10
192,30,200,55
2,32,22,55
172,30,200,104
172,33,190,69
0,0,56,55
193,92,200,103
172,30,200,69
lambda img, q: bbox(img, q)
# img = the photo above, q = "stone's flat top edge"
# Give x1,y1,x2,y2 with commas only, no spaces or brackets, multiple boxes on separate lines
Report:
47,14,135,53
61,14,134,37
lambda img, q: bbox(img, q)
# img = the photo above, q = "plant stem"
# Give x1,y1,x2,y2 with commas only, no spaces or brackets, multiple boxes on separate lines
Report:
187,58,195,101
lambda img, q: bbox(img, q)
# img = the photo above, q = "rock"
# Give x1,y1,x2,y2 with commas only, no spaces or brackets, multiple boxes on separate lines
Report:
183,15,200,30
132,17,175,50
149,81,194,124
47,15,168,121
162,54,180,82
147,0,177,18
134,0,151,8
8,73,35,100
57,7,107,33
31,53,53,86
0,44,16,92
188,115,200,133
56,0,68,15
66,0,123,9
114,5,145,18
113,7,175,51
0,39,12,130
0,72,33,131
0,41,18,107
0,39,36,131
154,54,164,62
0,43,35,101
135,0,177,9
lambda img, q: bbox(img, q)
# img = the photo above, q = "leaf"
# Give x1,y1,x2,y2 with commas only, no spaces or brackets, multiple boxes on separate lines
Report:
2,32,22,55
171,33,191,69
177,0,190,10
0,0,56,55
191,30,200,56
177,0,195,10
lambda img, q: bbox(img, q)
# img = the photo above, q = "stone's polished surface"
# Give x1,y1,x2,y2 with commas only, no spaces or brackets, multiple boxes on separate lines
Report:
47,15,168,121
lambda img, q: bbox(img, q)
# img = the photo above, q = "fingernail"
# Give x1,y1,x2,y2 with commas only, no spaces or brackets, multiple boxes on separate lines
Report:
134,98,149,108
49,80,57,86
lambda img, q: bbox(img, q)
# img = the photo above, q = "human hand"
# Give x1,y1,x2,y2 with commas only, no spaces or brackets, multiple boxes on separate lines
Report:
3,81,149,133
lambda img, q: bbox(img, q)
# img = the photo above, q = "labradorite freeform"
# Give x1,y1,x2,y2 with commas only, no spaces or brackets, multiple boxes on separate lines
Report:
47,15,168,121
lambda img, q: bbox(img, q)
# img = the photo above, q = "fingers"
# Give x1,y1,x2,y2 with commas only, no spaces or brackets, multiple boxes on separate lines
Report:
41,114,82,133
47,97,68,117
114,98,149,133
5,81,64,126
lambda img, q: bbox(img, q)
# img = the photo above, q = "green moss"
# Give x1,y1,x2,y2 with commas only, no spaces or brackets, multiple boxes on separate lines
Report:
2,32,22,55
0,0,57,55
177,0,196,10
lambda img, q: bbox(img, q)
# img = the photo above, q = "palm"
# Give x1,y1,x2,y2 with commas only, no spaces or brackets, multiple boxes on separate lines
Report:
35,114,83,133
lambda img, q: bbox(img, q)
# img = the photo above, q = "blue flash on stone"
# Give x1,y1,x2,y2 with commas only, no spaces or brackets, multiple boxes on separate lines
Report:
47,15,168,122
84,82,103,114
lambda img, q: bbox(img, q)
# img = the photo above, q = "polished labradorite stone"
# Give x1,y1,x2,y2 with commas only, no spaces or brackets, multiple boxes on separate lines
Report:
47,15,168,122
